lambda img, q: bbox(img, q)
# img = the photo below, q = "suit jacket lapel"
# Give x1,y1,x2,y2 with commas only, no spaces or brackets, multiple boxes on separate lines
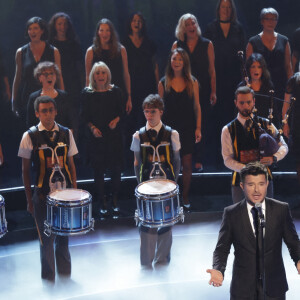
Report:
264,198,273,249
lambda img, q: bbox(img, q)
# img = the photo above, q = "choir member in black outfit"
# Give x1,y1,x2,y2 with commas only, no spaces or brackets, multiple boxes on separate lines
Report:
238,53,274,119
12,17,64,123
81,62,123,216
158,48,201,210
85,18,131,113
49,12,84,103
172,13,216,171
122,12,159,130
291,27,300,72
27,62,73,130
283,72,300,185
204,0,245,125
246,8,292,101
49,12,84,140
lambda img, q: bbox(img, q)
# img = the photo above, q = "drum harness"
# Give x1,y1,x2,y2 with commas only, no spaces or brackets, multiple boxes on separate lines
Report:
39,143,67,193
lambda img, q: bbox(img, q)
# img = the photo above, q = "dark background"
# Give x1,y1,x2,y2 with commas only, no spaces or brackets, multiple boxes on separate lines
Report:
0,0,299,188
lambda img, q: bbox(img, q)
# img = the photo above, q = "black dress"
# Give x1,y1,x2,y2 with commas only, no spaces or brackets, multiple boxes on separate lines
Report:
122,36,157,129
81,86,123,167
160,77,195,156
51,40,83,99
27,89,74,129
177,37,214,165
18,42,55,119
248,34,288,99
285,73,300,161
204,20,245,123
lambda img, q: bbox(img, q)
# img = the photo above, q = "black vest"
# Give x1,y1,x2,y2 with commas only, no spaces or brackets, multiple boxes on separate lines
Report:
139,124,175,182
227,117,272,185
28,124,72,194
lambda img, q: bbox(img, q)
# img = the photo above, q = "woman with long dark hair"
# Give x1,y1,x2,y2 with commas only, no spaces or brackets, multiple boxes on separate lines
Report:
158,48,201,210
122,12,158,129
238,53,274,119
49,12,84,103
85,18,131,113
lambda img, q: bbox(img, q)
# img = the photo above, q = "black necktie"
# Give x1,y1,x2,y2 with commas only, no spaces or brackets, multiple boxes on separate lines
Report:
148,129,157,142
251,206,263,280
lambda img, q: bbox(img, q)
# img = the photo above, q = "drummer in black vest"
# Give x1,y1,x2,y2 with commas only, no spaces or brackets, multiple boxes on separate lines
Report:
18,95,78,282
221,86,288,203
130,94,181,268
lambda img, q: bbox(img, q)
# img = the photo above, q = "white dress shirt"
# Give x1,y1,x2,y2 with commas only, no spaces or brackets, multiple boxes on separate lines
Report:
221,113,288,172
18,122,78,159
130,121,181,152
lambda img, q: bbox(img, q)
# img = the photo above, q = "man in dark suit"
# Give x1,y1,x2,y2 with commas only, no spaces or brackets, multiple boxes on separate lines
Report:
207,161,300,300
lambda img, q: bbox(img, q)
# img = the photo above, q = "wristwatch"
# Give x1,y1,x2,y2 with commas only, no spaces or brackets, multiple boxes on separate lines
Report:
272,155,277,164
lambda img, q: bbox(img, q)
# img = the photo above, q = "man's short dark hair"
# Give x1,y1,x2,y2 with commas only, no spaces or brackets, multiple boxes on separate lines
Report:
234,86,255,100
142,94,164,111
34,96,57,112
240,161,269,182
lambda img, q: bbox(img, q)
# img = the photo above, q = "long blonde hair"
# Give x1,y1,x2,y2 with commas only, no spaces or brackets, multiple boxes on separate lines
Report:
175,13,201,41
164,48,194,98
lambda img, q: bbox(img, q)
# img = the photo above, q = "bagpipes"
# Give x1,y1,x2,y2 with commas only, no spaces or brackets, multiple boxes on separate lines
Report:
237,51,296,157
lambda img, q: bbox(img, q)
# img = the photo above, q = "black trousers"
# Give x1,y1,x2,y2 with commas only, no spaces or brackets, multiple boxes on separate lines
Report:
33,189,71,280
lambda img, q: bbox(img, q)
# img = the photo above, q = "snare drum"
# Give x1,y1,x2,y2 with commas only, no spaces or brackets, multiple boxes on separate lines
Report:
44,189,94,236
0,195,7,238
135,179,184,228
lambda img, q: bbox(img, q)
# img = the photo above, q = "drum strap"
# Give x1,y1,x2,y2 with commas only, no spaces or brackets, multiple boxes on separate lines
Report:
28,124,71,190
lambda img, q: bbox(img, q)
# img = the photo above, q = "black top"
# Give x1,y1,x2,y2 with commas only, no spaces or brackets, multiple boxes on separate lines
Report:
177,36,210,89
81,86,123,134
19,42,55,116
204,20,245,89
249,34,288,97
51,39,83,95
285,73,300,137
160,76,195,156
92,46,126,99
122,36,157,103
81,86,124,166
27,89,74,129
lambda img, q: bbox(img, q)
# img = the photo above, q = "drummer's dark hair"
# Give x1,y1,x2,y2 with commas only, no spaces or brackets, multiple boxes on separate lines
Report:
34,95,57,112
142,94,164,111
234,86,255,100
240,162,268,182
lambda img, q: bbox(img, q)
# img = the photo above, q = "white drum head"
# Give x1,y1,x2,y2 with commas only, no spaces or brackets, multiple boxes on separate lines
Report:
137,179,177,195
49,189,90,201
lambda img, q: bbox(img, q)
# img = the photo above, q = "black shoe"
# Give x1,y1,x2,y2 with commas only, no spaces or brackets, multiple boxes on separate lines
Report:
100,208,110,218
183,204,191,212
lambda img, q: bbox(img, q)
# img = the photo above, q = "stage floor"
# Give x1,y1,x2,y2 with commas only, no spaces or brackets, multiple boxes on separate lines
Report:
1,212,300,300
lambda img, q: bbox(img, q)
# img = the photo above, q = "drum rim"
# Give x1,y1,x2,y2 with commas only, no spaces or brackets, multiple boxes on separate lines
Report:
135,179,178,197
47,188,92,206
